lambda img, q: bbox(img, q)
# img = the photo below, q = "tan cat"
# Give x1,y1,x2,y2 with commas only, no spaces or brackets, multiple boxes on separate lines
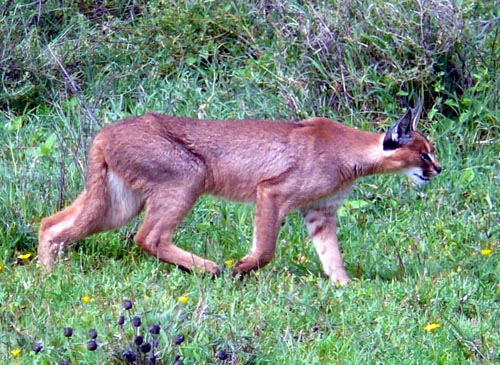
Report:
38,104,441,285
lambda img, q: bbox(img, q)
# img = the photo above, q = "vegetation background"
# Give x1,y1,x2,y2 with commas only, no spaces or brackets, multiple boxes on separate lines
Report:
0,0,498,364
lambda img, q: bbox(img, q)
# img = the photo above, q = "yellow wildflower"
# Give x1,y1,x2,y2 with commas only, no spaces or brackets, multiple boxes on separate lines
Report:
225,259,234,268
11,348,22,357
178,296,189,304
82,295,92,304
480,248,492,257
424,322,441,332
0,263,4,272
17,253,33,261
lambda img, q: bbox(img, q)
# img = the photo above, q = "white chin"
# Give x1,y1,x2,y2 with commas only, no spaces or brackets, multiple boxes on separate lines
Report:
405,168,430,186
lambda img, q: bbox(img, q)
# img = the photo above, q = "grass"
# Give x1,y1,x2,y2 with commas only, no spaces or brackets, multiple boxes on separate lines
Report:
1,1,499,364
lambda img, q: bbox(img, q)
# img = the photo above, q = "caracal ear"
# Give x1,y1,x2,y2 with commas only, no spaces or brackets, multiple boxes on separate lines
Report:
383,103,419,151
410,97,422,131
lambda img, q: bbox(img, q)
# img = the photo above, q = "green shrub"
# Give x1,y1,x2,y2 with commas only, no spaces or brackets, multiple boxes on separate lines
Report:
2,0,498,120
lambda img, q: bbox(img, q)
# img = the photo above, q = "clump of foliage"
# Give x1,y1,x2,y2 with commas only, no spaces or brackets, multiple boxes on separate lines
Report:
1,0,498,119
25,298,236,364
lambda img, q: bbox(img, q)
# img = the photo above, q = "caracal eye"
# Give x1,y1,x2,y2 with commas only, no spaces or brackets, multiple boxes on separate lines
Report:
421,153,432,162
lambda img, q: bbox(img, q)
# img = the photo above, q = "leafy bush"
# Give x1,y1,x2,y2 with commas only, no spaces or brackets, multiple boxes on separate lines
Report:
1,0,498,120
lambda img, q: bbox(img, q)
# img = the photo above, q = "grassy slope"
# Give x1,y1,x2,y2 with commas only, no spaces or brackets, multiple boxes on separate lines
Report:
0,1,498,364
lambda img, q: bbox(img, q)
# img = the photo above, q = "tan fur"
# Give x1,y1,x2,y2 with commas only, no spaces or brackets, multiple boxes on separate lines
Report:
38,111,441,284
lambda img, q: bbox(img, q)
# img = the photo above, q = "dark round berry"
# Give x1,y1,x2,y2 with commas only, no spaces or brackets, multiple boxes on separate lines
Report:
149,324,161,335
216,350,229,360
59,361,70,365
132,316,142,327
123,349,137,362
174,354,181,361
173,333,184,345
64,327,73,337
173,360,184,365
118,315,125,326
140,342,152,353
86,340,98,351
134,335,144,346
32,342,43,354
311,325,320,333
89,329,98,339
123,299,133,310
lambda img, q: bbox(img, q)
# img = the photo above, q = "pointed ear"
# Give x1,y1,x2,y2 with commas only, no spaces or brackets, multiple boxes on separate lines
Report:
383,108,415,150
410,97,422,130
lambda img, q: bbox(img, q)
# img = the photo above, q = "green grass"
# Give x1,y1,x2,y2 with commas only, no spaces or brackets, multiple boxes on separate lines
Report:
1,1,499,364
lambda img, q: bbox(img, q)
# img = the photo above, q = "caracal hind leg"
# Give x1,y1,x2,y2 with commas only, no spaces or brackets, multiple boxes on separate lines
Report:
232,184,286,276
134,188,221,276
38,171,143,270
38,192,106,270
302,209,349,285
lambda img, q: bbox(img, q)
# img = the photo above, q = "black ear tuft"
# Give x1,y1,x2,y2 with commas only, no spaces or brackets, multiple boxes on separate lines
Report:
383,107,415,150
410,97,422,130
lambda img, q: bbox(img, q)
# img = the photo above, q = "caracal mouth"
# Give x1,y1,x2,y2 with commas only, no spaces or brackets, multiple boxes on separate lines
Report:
404,168,431,186
413,173,430,183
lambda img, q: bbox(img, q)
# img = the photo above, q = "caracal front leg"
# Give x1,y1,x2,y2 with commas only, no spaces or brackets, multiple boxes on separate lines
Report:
302,208,349,285
233,185,286,276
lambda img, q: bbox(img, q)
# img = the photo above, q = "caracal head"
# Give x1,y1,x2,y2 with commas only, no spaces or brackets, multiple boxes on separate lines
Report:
382,100,442,186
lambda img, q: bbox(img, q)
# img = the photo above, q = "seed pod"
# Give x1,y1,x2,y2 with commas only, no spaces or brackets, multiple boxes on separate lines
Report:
32,342,43,354
132,316,142,327
123,299,133,310
140,342,152,353
134,335,144,346
149,324,161,335
173,333,184,345
86,340,98,351
123,349,137,362
118,315,125,326
216,350,229,360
